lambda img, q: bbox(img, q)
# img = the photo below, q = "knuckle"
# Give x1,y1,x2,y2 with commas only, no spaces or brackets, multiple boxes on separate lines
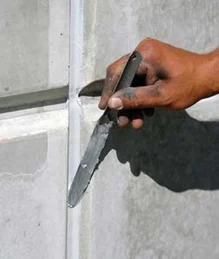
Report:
142,37,156,46
106,63,115,75
137,38,159,62
136,38,152,51
106,65,119,85
107,54,128,77
106,63,121,80
158,86,172,106
168,102,183,110
151,84,162,97
157,84,185,109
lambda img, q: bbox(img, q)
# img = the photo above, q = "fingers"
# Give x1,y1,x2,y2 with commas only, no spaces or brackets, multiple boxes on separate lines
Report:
117,110,129,127
108,84,165,110
132,118,144,129
118,109,144,129
117,108,154,129
98,73,120,109
98,53,155,109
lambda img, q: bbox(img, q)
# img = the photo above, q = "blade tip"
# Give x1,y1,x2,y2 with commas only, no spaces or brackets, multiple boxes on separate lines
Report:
68,203,75,209
68,198,77,209
68,193,80,209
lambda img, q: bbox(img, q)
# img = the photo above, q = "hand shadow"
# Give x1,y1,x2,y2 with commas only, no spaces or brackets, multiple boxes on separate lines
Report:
99,108,219,192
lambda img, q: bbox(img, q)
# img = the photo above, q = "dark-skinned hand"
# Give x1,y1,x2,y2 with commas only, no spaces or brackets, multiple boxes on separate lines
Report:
99,38,219,129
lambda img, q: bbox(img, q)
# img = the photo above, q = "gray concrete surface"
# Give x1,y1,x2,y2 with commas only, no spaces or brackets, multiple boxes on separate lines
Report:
1,0,219,258
79,100,219,259
0,0,69,97
83,0,219,83
0,109,68,259
0,0,70,258
78,1,219,258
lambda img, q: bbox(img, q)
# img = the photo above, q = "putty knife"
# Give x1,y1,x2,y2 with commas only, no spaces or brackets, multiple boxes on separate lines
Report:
68,51,142,208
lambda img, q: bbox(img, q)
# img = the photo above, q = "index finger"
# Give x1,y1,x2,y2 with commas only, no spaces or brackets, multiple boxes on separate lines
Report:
98,54,129,109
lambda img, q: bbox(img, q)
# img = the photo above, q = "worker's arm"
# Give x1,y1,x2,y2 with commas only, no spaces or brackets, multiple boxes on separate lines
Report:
99,38,219,129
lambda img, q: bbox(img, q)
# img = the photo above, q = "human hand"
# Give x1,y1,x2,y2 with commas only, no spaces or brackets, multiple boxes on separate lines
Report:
99,38,219,129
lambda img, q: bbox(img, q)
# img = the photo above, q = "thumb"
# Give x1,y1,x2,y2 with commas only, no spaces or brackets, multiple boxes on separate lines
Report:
108,85,164,110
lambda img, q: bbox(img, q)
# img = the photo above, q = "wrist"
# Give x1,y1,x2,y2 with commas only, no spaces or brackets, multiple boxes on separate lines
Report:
204,49,219,95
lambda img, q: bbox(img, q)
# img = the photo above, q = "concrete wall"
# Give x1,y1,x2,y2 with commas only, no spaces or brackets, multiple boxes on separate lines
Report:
0,110,68,259
0,0,69,97
0,0,69,258
1,0,219,259
79,1,219,259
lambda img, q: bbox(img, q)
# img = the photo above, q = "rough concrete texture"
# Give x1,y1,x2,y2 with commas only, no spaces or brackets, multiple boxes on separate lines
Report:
0,0,69,258
83,0,219,82
0,109,68,259
0,0,69,97
79,1,219,258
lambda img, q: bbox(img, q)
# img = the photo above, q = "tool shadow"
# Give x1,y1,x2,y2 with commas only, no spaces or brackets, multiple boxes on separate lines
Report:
99,109,219,192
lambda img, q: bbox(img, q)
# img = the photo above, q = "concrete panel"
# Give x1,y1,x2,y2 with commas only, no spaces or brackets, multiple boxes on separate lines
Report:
83,0,219,81
0,109,68,259
0,0,69,97
78,1,219,258
79,100,219,259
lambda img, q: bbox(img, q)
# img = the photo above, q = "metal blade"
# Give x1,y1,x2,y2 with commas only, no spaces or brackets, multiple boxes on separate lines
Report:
68,51,142,208
68,113,113,208
79,79,104,97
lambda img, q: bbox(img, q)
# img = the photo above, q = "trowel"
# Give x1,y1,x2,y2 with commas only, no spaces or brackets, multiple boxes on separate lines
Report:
68,51,154,208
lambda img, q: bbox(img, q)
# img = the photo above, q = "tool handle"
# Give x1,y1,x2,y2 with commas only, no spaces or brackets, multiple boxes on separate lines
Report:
113,51,142,92
114,51,155,117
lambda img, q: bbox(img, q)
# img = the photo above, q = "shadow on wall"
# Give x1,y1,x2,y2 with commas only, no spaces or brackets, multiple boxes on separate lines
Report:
99,109,219,192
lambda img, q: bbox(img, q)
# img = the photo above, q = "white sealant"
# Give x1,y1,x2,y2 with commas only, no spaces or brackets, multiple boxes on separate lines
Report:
66,0,84,258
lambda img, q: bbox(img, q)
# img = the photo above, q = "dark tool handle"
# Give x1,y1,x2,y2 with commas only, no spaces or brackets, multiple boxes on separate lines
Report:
113,51,155,117
113,51,142,93
103,50,155,122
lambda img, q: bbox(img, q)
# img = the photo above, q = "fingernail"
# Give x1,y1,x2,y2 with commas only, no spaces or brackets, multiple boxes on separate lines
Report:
98,102,105,110
108,98,123,110
117,116,129,127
